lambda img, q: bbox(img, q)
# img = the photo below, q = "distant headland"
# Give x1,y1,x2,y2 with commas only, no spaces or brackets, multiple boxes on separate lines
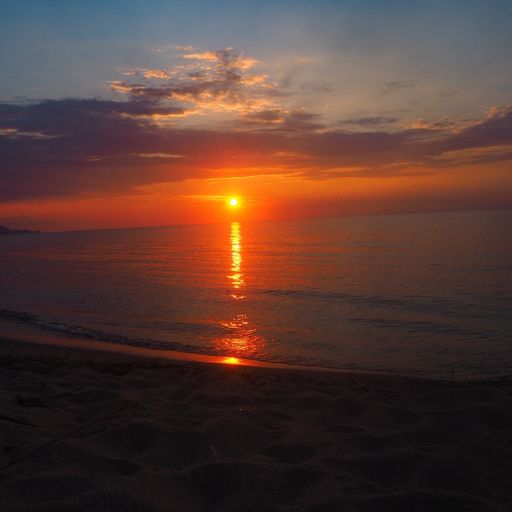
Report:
0,225,40,235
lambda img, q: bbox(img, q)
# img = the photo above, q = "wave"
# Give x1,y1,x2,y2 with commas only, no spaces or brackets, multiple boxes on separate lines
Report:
0,309,320,369
349,317,512,342
260,289,512,322
0,308,227,356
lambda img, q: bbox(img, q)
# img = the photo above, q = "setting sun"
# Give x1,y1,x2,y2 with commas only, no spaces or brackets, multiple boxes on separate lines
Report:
223,356,240,365
229,197,240,208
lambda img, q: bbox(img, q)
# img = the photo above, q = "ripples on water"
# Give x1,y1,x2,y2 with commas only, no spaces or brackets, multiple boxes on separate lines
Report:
1,210,511,378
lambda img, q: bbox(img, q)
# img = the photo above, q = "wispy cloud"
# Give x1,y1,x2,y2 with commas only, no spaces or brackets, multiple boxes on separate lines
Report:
242,108,323,131
0,127,59,140
136,153,184,159
338,116,398,127
385,80,416,90
110,47,278,118
1,45,512,205
2,94,512,203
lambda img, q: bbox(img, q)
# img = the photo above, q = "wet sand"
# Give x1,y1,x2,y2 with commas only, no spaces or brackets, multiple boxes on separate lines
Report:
0,334,511,511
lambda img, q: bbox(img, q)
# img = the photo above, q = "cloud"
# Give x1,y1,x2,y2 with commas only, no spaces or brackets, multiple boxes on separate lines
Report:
242,108,323,131
183,49,258,70
110,47,277,117
0,127,59,140
385,80,416,89
438,89,460,97
408,115,477,131
0,98,193,200
382,81,416,95
426,105,512,159
243,109,283,123
0,97,403,200
182,51,219,61
136,153,184,159
430,145,512,167
338,116,398,127
1,86,512,203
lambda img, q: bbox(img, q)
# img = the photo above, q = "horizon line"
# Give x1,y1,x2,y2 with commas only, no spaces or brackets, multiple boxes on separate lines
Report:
14,206,511,235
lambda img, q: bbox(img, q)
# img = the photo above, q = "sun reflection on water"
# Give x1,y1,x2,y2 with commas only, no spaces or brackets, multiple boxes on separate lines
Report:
227,221,245,299
217,222,265,362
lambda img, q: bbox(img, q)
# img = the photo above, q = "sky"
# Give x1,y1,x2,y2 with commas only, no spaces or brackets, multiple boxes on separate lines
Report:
1,0,511,231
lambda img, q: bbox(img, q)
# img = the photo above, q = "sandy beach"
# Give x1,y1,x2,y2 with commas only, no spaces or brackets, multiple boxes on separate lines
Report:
0,336,511,511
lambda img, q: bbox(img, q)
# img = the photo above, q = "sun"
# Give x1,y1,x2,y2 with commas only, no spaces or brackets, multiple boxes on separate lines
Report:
228,197,240,208
223,356,240,365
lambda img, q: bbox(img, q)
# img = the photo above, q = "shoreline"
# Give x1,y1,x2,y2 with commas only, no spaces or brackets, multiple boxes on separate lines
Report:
0,322,430,381
1,322,510,384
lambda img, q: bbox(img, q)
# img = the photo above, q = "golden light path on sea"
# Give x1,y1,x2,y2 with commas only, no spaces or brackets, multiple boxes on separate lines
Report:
218,221,265,363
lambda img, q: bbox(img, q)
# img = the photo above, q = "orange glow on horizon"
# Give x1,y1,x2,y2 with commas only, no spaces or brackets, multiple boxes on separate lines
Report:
3,160,511,232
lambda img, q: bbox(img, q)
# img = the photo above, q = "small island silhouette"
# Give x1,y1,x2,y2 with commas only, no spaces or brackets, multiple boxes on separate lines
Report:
0,225,40,235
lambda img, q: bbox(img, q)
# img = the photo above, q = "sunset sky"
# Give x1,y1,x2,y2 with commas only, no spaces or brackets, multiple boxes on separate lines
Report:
1,0,511,231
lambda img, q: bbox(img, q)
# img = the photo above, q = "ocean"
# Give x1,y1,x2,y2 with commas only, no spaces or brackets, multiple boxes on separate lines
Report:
1,209,511,378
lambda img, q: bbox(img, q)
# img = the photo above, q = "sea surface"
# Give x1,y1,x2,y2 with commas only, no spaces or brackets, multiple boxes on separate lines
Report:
1,210,512,378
